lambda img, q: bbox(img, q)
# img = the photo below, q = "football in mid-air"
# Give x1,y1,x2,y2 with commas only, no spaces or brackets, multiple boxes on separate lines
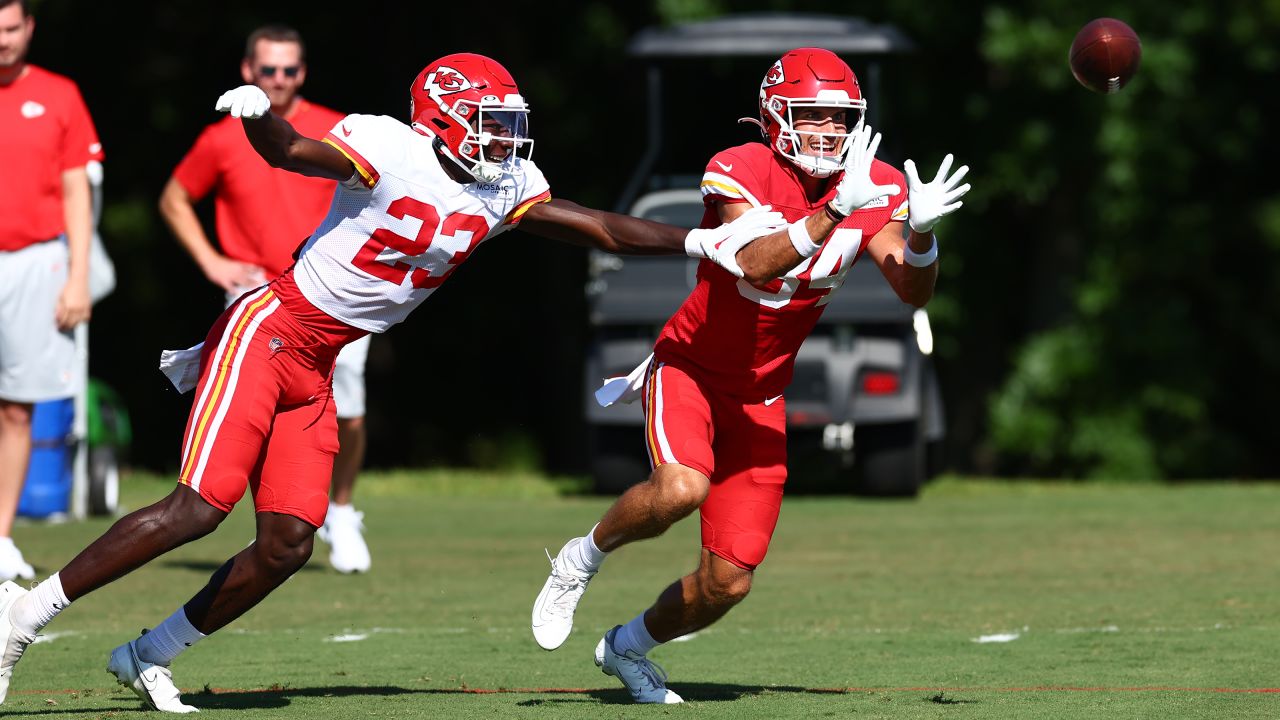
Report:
1068,18,1142,94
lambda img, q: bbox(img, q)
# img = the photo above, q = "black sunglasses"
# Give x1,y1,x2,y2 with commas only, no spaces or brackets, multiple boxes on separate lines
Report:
258,65,301,78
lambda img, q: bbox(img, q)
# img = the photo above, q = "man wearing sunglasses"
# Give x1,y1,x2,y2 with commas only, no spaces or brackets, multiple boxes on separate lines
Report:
159,25,375,576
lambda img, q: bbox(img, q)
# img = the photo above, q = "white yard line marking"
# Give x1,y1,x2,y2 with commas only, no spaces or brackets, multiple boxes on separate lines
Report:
32,631,79,644
973,632,1021,643
326,634,368,643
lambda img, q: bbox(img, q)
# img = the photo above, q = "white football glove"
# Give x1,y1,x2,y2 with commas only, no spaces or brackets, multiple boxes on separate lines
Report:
902,154,971,233
829,124,901,217
215,85,270,120
685,204,786,278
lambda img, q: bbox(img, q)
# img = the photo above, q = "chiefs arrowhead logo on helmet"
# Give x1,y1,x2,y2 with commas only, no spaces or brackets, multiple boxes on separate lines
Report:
755,48,866,179
762,60,785,88
409,53,535,184
423,66,474,107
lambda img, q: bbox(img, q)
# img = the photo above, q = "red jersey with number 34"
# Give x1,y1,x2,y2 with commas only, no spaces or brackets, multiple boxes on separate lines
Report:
289,114,551,333
654,142,909,398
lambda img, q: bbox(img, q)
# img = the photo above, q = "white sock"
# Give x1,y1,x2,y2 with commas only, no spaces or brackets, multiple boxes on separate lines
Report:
135,606,207,667
570,524,609,572
612,612,660,657
327,502,357,522
11,572,71,637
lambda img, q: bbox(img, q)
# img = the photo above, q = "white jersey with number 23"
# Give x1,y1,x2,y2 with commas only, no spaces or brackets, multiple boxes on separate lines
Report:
292,113,552,333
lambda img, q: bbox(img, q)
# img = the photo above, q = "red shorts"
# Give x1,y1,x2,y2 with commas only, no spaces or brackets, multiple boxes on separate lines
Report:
177,281,363,527
642,359,788,571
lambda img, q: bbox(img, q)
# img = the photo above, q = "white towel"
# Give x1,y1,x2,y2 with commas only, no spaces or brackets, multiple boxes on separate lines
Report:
159,343,204,394
594,352,654,407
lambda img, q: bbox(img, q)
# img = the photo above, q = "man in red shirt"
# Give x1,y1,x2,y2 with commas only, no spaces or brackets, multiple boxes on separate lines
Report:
0,0,100,581
159,25,372,574
532,48,972,702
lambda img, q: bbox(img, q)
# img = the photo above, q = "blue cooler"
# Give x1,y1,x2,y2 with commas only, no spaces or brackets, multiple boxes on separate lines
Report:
17,397,76,518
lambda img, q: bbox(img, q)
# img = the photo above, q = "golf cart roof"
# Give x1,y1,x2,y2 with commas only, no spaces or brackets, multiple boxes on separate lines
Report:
627,13,915,58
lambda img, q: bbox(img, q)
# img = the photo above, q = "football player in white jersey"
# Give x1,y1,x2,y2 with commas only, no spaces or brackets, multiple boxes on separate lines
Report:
0,53,783,712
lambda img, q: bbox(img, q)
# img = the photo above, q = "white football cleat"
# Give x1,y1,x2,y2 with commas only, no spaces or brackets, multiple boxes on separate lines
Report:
594,625,683,704
319,505,371,574
107,637,199,713
531,538,596,650
0,542,35,582
0,581,36,705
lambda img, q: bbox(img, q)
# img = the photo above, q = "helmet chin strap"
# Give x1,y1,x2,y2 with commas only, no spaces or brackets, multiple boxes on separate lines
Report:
738,116,767,138
432,136,497,183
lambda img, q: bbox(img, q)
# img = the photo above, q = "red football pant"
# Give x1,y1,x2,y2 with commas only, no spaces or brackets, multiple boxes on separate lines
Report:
177,286,341,527
642,360,788,570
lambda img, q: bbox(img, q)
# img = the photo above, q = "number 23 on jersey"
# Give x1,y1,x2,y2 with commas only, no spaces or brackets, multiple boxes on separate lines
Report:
351,196,490,289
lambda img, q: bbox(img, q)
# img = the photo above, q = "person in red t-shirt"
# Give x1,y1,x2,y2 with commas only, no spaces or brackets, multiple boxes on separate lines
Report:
0,0,101,582
158,25,373,575
532,48,972,702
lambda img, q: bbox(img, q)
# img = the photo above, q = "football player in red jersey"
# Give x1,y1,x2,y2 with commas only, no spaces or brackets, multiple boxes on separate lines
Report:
0,53,782,712
532,47,971,703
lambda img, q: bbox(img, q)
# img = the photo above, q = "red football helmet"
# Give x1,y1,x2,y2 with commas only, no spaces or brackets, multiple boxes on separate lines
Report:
409,53,533,183
753,47,866,178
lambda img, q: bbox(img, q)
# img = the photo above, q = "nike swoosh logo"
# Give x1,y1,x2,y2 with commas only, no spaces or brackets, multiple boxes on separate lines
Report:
716,161,733,173
764,394,783,406
140,668,161,692
341,125,352,137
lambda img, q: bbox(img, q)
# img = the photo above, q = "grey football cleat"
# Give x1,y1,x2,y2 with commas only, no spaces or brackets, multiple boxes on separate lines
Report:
594,625,683,704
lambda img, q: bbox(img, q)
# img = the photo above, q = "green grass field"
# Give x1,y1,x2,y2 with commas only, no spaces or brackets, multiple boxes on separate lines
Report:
5,472,1279,718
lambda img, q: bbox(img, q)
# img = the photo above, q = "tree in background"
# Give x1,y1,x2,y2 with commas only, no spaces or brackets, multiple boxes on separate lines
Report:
960,2,1278,479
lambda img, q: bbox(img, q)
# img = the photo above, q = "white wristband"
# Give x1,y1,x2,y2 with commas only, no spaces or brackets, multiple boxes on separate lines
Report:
788,219,822,258
903,236,938,267
683,229,708,259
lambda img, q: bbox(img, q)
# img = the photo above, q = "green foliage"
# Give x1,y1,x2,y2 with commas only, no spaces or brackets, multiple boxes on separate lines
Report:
961,2,1279,478
655,0,727,24
464,430,544,473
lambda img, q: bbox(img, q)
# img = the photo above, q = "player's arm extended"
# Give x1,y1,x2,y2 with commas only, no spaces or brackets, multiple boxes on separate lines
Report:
215,85,353,181
518,199,695,255
865,222,937,308
519,199,785,278
867,152,970,308
723,126,902,284
241,113,354,181
721,202,842,284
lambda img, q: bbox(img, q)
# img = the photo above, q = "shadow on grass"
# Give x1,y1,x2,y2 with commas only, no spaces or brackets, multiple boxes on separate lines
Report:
176,681,898,710
0,706,141,717
159,559,324,573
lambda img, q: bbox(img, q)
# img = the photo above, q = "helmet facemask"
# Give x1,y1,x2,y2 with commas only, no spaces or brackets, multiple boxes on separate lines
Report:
765,91,866,178
442,97,534,183
409,55,535,184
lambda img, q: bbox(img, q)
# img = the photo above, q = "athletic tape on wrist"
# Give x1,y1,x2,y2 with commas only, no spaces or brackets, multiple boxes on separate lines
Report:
903,236,939,267
789,220,822,258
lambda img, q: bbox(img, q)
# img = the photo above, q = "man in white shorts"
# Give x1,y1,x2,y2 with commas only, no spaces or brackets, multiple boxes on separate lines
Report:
159,24,372,573
0,0,101,581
